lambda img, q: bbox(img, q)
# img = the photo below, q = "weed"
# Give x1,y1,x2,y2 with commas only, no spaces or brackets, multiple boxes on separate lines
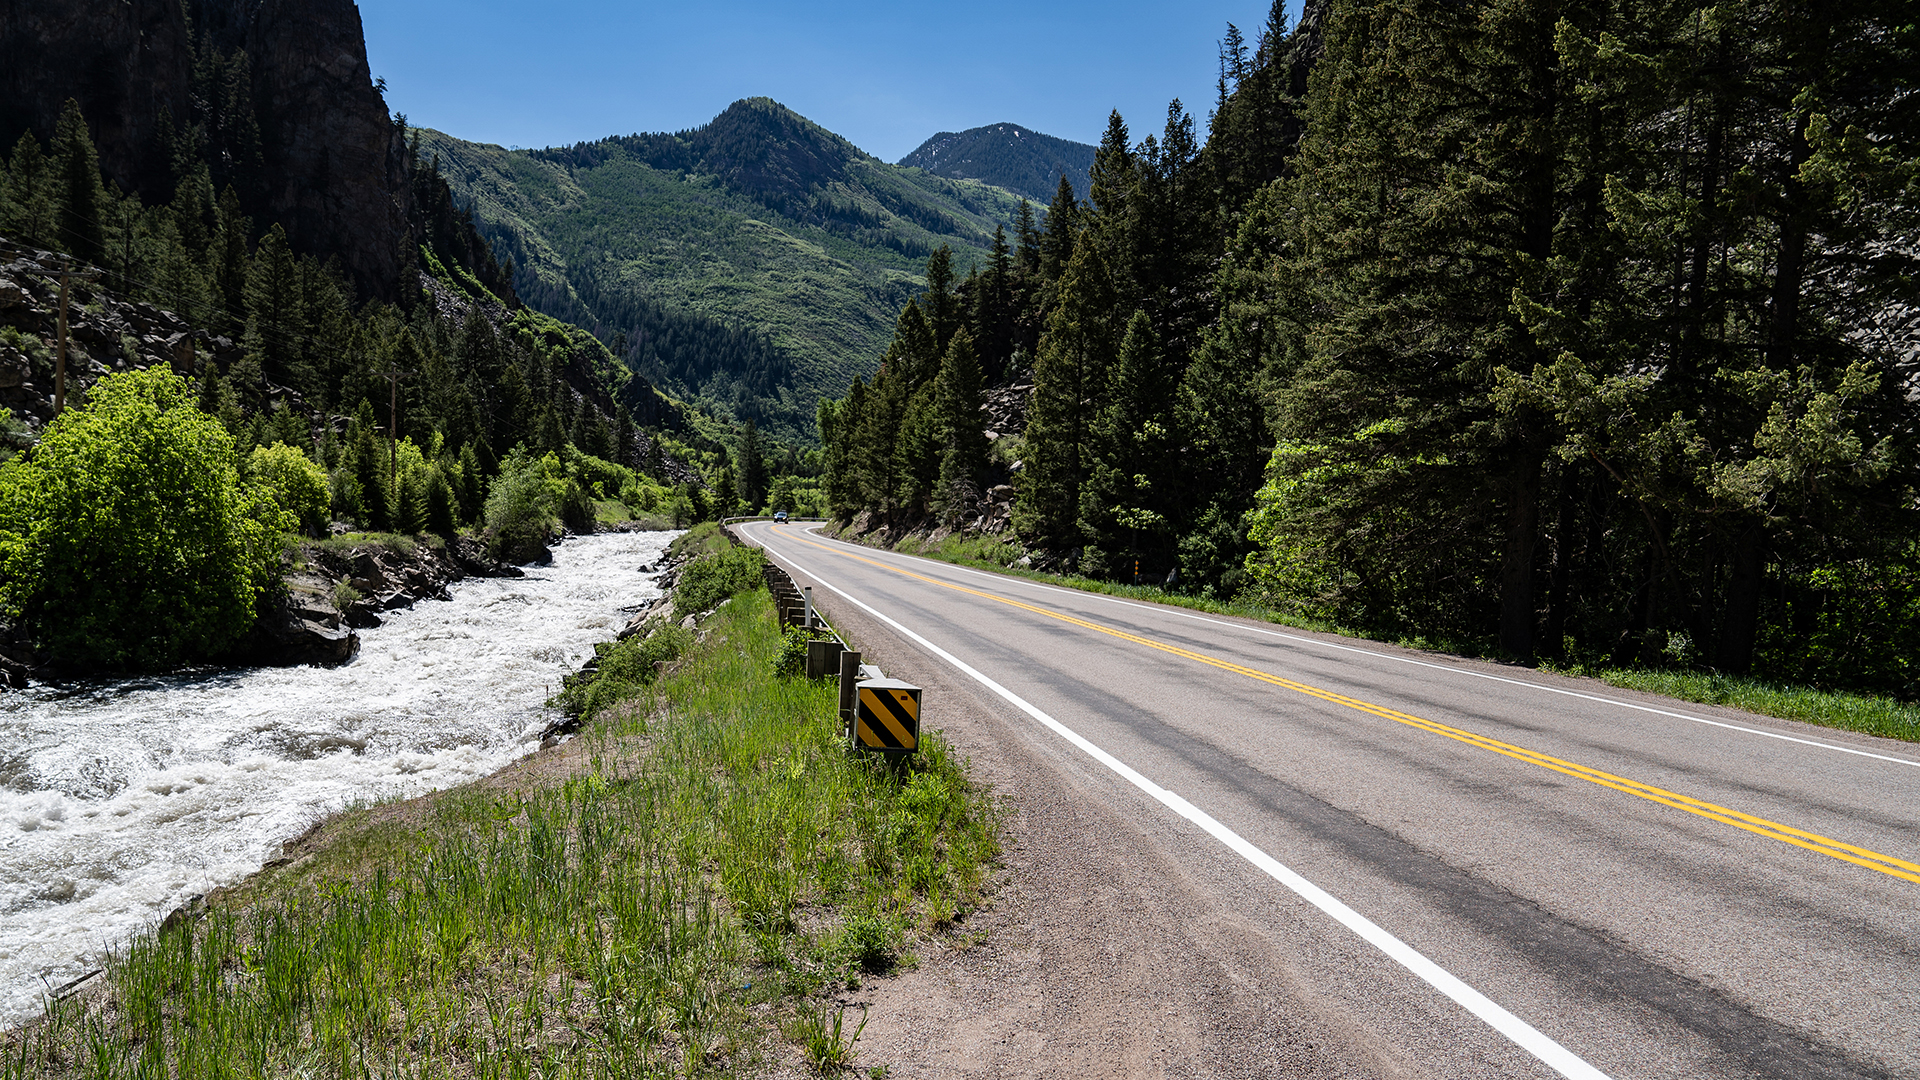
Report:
330,580,360,612
785,1002,868,1073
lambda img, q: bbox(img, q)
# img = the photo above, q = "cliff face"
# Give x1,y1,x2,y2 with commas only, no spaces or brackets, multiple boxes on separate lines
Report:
0,0,410,300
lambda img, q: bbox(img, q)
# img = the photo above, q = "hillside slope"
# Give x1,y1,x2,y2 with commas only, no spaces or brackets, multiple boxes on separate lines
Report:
898,123,1095,204
417,99,1028,442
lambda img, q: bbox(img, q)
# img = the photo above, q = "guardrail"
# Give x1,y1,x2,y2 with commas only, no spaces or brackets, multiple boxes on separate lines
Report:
720,516,918,758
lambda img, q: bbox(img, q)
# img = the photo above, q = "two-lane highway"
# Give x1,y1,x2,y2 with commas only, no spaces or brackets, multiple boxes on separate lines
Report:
740,521,1919,1079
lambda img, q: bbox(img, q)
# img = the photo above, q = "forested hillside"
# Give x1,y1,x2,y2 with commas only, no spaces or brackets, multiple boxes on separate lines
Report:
0,86,717,668
822,0,1920,700
416,100,1030,442
899,124,1096,203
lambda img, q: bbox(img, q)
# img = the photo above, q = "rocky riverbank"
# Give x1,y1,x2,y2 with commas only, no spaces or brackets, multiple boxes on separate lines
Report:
239,533,528,668
0,532,526,684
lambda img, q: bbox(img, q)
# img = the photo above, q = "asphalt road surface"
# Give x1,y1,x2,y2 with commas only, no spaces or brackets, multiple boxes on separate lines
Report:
739,521,1920,1080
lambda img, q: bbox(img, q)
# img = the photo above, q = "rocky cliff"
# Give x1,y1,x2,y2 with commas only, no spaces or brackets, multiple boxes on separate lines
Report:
0,0,411,300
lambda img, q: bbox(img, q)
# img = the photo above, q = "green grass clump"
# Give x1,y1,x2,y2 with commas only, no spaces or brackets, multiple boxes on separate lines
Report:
591,498,632,525
306,531,420,558
666,521,731,561
550,620,696,721
7,591,1000,1078
1560,667,1920,743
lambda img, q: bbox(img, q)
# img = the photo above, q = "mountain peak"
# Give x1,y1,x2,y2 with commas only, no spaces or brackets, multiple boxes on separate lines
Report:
899,123,1094,203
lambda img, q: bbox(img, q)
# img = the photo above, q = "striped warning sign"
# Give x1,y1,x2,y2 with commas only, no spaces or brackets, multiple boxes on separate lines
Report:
856,679,920,751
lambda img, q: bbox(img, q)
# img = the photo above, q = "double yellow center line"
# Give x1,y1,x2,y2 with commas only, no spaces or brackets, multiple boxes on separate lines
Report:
780,531,1920,886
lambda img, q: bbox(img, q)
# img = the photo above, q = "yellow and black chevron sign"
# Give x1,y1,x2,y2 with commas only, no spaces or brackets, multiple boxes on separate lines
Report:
855,679,920,751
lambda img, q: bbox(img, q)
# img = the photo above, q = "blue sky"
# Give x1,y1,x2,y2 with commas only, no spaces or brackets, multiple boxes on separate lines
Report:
360,1,1294,162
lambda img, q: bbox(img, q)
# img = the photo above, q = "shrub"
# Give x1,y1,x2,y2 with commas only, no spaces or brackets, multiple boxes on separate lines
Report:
549,622,695,720
672,544,765,619
248,442,330,536
484,449,589,561
0,367,291,668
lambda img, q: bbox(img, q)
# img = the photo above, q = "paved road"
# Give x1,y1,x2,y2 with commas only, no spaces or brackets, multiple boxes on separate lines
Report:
739,522,1920,1080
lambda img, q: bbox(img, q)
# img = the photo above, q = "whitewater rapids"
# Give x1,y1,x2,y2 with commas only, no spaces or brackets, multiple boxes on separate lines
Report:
0,530,676,1023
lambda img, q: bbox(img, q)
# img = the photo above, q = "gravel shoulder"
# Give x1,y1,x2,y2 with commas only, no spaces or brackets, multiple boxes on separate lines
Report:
815,590,1405,1080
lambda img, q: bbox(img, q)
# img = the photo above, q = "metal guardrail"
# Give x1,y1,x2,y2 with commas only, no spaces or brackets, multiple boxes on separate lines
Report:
720,516,917,755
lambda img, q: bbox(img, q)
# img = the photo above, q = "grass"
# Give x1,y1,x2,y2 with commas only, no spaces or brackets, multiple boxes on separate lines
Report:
4,588,1000,1078
306,532,422,558
847,528,1920,745
1546,665,1920,744
667,521,734,562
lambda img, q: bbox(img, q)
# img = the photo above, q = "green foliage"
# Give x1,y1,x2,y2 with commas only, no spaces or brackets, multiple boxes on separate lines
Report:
248,441,330,535
550,621,696,720
483,449,587,562
672,543,767,619
0,368,290,668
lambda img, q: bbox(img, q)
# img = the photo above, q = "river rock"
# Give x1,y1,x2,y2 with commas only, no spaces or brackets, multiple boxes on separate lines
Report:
243,609,359,666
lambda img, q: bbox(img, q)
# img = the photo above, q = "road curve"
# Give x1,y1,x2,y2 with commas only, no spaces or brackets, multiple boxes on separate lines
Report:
739,521,1920,1080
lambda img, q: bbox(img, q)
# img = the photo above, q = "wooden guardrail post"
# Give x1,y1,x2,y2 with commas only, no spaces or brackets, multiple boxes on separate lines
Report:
837,649,862,739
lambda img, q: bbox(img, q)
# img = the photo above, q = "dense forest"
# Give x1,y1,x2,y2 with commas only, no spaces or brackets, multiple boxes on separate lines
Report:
821,0,1920,699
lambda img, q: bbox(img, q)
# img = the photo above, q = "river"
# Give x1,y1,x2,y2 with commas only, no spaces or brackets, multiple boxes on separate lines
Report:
0,530,676,1024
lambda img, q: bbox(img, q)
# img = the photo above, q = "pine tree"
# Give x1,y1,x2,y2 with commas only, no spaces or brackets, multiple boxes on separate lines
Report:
1013,241,1118,551
1080,312,1180,579
2,132,56,248
243,223,304,391
922,246,961,355
975,224,1015,383
50,99,107,264
209,186,251,335
936,328,988,521
735,419,769,512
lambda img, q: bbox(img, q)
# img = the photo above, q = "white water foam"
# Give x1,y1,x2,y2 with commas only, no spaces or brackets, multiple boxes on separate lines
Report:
0,530,677,1023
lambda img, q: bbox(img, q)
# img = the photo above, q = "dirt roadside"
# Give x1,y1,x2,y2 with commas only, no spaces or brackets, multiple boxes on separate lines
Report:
812,591,1407,1080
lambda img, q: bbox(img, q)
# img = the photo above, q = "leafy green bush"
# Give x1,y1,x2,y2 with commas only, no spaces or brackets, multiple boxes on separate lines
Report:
672,544,766,619
550,622,696,720
0,367,291,669
484,449,590,561
248,442,330,536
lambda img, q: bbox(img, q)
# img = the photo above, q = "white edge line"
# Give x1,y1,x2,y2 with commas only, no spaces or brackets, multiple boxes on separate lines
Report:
765,532,1612,1080
790,526,1920,771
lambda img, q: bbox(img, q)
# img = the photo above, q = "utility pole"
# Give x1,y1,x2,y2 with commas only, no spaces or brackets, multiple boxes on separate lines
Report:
375,369,410,487
53,257,101,417
55,258,69,416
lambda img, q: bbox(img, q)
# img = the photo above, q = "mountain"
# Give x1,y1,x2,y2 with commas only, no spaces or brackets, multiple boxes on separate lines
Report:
415,99,1029,442
1,0,413,300
898,124,1095,204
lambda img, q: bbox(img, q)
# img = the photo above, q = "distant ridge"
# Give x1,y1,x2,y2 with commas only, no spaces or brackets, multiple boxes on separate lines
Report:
899,124,1094,204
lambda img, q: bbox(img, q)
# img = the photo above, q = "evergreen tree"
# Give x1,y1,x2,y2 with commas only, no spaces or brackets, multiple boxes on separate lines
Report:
1080,312,1180,578
2,132,56,248
936,328,988,522
735,418,769,511
1013,241,1117,551
50,99,107,265
209,186,251,334
975,224,1016,383
242,223,304,392
922,245,961,355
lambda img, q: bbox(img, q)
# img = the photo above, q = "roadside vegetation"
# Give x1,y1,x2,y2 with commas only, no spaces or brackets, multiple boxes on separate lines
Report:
3,575,999,1077
864,530,1920,745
